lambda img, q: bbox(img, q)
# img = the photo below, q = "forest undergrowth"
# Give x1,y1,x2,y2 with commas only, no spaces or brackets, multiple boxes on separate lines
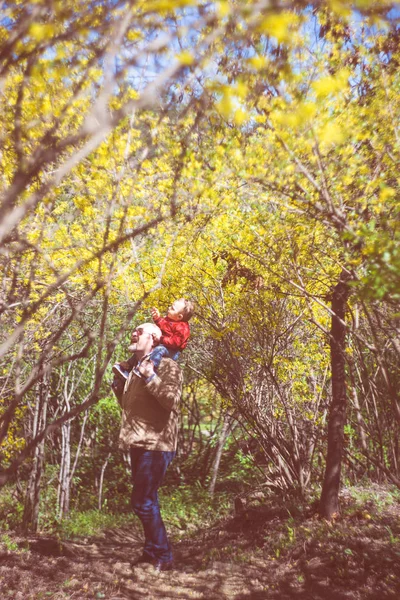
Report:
1,483,399,600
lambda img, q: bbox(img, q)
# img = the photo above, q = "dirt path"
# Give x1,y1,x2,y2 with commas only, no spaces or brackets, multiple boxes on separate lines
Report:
1,501,400,599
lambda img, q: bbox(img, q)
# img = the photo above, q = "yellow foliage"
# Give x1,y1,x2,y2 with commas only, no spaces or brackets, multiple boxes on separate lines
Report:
379,187,395,202
312,69,350,98
217,1,231,18
257,12,300,43
176,51,194,66
248,55,268,70
0,3,398,462
318,122,345,146
217,91,234,119
233,109,248,125
29,23,56,41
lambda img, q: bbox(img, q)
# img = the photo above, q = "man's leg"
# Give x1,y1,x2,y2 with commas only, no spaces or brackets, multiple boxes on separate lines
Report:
130,447,175,563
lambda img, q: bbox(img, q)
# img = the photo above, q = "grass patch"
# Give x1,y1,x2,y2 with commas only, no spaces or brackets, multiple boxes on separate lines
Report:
0,532,20,552
340,483,400,517
161,484,231,536
54,508,137,539
28,483,232,541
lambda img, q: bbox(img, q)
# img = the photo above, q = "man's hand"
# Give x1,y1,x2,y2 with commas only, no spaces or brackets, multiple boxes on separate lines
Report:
111,375,125,403
138,357,155,380
151,307,160,321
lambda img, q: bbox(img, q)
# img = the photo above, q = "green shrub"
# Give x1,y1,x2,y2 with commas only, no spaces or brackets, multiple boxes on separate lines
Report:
160,483,231,535
0,532,19,552
0,487,24,530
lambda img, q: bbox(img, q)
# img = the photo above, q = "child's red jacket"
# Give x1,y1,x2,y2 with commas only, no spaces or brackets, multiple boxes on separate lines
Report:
154,316,190,350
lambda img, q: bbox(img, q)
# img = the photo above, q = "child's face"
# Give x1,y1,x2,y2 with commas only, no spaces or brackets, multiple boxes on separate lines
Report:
167,299,185,321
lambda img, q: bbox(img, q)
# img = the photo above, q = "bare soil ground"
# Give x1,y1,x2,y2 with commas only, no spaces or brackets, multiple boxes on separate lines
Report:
1,490,399,600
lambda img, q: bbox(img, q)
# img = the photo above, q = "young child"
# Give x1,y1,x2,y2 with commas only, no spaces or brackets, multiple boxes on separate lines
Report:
113,298,194,380
149,297,193,369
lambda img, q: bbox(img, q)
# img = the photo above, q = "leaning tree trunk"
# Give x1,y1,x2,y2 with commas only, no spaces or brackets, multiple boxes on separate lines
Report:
23,374,49,532
58,418,71,518
98,452,111,510
319,270,351,519
208,415,234,497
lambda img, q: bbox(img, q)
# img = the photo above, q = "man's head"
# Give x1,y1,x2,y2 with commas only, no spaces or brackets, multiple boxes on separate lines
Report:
129,323,162,355
167,298,194,322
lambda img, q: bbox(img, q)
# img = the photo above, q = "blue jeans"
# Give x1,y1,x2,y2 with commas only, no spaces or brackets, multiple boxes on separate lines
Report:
130,448,175,562
149,345,180,370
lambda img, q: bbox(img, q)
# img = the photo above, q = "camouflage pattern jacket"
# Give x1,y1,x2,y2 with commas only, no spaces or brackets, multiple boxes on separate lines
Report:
118,358,183,452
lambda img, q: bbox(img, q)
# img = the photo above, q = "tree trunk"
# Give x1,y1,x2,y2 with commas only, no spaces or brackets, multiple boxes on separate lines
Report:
58,419,71,518
98,452,111,510
22,375,49,532
208,415,233,497
319,269,351,519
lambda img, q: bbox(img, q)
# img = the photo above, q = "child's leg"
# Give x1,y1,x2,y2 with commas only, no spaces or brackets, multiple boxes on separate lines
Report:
112,363,129,379
168,350,180,362
149,346,180,370
119,355,137,372
113,354,137,379
148,345,170,370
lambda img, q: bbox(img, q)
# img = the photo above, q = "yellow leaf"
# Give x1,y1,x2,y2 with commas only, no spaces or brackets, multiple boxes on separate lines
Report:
379,186,395,202
29,23,55,41
330,0,352,17
176,51,194,66
248,55,268,70
236,81,248,99
216,90,233,118
318,123,345,145
257,12,299,43
312,69,350,98
296,101,317,124
217,1,231,17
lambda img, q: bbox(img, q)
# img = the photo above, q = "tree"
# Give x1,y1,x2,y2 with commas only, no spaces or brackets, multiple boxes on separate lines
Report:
1,0,399,522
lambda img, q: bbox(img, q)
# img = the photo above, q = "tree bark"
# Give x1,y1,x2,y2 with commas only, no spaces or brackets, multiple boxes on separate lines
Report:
208,415,234,497
98,452,111,510
319,269,351,519
58,419,71,518
22,375,49,532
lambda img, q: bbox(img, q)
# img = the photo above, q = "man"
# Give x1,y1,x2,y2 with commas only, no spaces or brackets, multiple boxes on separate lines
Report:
112,322,183,572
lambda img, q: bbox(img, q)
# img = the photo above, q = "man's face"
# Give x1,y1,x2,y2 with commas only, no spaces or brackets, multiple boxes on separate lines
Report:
129,326,154,354
130,329,139,345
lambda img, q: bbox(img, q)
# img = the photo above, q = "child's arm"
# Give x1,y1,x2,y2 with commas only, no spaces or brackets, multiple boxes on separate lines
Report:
152,314,174,335
151,307,160,321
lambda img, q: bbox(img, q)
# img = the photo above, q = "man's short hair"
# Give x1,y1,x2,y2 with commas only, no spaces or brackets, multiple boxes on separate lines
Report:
178,299,194,322
139,322,162,344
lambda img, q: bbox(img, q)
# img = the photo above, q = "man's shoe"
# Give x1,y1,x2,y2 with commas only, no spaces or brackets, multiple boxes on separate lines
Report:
132,554,174,571
112,364,129,379
132,553,153,566
153,559,174,572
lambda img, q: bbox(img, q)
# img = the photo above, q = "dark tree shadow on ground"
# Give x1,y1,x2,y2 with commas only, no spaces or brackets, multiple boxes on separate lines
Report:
1,497,400,599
